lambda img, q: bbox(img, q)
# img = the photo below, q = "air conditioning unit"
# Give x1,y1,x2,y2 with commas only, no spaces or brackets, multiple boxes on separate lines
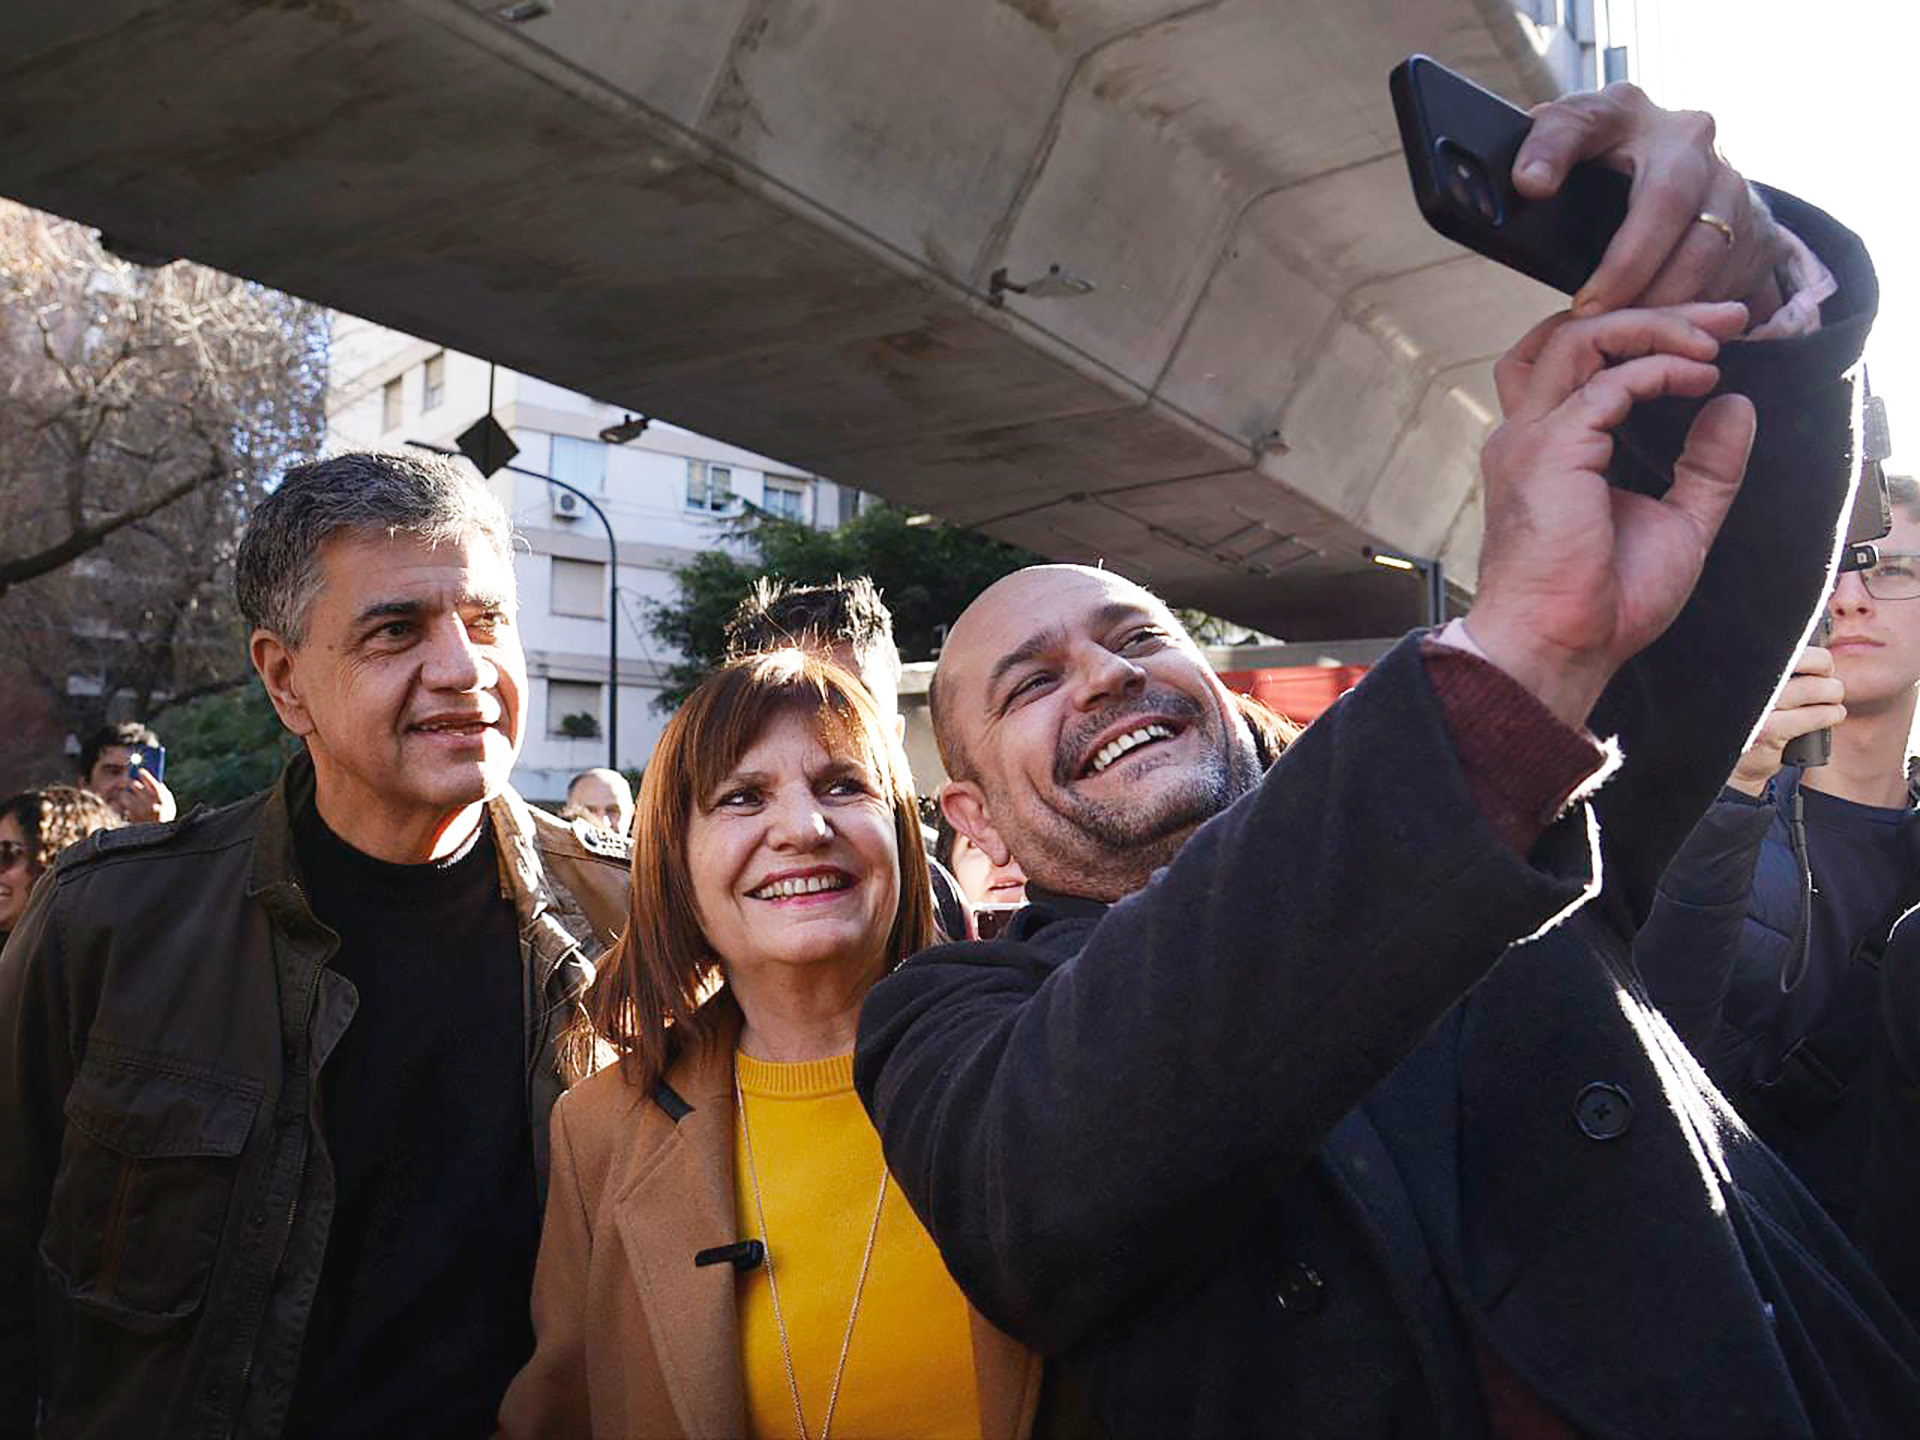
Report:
551,488,582,520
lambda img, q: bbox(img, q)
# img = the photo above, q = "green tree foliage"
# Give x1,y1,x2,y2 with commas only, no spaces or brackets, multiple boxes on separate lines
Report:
162,682,305,810
648,504,1042,710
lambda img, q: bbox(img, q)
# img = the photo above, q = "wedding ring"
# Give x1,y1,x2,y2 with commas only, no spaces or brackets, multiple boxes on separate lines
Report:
1694,211,1736,248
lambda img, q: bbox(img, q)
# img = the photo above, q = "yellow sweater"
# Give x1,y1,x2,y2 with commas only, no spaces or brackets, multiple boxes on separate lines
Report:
733,1050,983,1440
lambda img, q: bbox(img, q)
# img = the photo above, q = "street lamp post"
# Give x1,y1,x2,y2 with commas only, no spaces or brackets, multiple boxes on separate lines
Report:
409,441,620,772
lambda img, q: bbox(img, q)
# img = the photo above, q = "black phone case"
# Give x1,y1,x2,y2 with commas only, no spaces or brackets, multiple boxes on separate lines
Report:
1390,54,1630,295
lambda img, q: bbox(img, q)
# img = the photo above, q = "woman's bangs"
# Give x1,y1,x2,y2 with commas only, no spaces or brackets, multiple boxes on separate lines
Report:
685,653,889,806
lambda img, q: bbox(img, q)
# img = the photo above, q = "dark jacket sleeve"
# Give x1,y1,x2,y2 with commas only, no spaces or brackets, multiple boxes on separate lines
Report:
1859,912,1920,1324
0,876,76,1437
1632,787,1780,1058
1585,188,1876,934
856,639,1597,1352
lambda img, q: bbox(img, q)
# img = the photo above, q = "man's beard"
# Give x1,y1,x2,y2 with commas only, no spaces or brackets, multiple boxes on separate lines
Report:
1043,690,1258,864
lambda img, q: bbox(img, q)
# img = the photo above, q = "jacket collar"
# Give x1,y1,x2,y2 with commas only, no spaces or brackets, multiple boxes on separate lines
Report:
489,783,600,1013
244,751,587,984
246,750,315,920
1021,884,1114,924
611,1001,748,1439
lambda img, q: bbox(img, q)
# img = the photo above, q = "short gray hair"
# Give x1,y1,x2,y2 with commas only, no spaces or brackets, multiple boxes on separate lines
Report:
235,452,515,645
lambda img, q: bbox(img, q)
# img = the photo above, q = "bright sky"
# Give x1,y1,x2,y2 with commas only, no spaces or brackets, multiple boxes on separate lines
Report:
1638,0,1918,467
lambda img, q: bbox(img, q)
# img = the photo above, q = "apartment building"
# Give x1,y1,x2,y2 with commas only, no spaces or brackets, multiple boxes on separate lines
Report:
325,317,862,803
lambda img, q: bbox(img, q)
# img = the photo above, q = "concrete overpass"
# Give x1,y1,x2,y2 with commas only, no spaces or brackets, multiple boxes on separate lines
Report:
0,0,1572,638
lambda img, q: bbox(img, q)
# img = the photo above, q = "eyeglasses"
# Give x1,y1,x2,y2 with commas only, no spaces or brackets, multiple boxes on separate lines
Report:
1857,553,1920,602
0,841,30,871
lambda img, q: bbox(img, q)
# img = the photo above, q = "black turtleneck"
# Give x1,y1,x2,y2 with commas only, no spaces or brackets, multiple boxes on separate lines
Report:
285,801,536,1440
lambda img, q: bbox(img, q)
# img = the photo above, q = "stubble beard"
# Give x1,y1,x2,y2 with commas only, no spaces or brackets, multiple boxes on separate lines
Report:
1006,699,1262,901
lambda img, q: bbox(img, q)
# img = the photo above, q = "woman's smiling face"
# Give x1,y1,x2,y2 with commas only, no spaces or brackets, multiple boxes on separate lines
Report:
685,707,901,985
0,812,31,933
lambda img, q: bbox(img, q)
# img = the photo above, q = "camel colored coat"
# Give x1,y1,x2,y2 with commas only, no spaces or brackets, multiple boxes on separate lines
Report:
497,1006,1043,1440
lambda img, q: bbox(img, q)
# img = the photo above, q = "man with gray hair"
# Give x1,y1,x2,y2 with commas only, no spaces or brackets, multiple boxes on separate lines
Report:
0,452,630,1438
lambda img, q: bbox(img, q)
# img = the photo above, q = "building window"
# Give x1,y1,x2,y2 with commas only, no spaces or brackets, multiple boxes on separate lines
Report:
423,351,446,411
687,460,734,513
548,679,604,737
762,476,808,522
550,434,606,495
382,376,403,432
551,557,606,618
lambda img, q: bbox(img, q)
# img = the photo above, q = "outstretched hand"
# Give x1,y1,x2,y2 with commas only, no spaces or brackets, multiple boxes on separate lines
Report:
1513,83,1786,324
1465,301,1757,729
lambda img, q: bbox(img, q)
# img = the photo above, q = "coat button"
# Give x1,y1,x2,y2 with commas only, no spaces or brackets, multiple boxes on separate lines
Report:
1575,1082,1633,1140
1274,1260,1325,1313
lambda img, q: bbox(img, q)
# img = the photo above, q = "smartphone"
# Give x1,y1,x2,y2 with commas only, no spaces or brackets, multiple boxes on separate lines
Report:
1781,616,1833,770
126,745,167,784
1390,55,1631,294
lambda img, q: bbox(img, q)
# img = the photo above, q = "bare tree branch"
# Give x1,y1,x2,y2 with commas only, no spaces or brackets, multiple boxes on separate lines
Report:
0,460,217,596
0,197,328,788
148,670,257,718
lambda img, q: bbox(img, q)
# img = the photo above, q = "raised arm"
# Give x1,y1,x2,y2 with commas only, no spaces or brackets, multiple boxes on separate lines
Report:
860,291,1762,1350
1500,87,1875,925
1584,191,1872,922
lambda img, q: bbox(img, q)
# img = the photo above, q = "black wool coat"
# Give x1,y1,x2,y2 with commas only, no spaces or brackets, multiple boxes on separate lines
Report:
856,191,1920,1438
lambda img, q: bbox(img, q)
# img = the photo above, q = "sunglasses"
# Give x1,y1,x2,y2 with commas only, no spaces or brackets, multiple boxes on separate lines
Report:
0,840,30,870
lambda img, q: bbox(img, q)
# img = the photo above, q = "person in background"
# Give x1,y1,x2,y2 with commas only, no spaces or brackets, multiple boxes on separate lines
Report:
726,575,973,940
0,787,123,941
563,766,635,835
1635,476,1920,1297
933,809,1027,912
75,720,177,824
499,650,1039,1439
726,576,907,738
0,452,630,1439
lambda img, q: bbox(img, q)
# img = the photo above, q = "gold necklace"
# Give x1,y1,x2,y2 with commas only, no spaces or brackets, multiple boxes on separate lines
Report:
734,1062,890,1440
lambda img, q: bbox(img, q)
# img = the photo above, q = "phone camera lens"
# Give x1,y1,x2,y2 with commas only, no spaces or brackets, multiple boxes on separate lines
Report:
1436,140,1502,228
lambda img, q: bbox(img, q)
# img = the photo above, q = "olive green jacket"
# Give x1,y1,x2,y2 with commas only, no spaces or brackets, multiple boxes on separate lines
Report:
0,752,629,1439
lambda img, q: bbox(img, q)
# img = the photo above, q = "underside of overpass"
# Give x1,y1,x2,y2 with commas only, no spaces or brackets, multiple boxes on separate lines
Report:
0,0,1572,639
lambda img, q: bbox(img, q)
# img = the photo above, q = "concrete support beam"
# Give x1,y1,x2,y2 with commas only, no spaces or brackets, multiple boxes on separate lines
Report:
0,0,1566,639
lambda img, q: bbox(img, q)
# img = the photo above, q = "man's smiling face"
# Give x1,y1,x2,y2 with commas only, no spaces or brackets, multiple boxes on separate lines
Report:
253,528,526,859
936,566,1260,902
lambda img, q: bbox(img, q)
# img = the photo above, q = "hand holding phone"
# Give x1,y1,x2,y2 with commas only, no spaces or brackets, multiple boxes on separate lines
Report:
1391,56,1785,321
1392,55,1629,296
118,751,178,825
1733,643,1845,791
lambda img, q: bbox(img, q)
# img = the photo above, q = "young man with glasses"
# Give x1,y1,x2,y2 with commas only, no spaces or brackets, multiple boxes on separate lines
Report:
1635,477,1920,1300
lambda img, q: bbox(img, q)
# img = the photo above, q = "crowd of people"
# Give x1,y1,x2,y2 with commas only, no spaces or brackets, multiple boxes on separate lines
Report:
0,722,177,945
5,81,1920,1440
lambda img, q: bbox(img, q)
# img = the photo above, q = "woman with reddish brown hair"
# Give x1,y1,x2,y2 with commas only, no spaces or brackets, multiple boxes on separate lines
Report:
0,786,123,940
499,650,1039,1440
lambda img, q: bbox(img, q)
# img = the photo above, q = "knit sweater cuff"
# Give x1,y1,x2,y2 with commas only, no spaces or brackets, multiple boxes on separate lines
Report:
1419,634,1614,856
